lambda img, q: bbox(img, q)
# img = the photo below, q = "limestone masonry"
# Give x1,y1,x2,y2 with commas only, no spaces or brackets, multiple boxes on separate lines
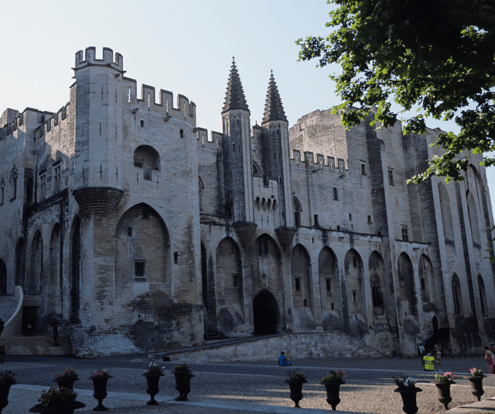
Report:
0,47,494,356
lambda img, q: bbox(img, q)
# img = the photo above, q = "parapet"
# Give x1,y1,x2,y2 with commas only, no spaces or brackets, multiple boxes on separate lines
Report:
74,47,123,72
290,148,348,174
196,127,222,150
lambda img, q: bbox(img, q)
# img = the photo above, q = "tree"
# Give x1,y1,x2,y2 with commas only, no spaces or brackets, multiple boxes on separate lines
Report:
297,0,495,183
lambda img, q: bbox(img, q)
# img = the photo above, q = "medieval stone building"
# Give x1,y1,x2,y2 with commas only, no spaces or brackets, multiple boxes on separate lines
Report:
0,47,493,356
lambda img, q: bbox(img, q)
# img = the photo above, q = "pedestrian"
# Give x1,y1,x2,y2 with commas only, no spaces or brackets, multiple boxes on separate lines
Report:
278,351,291,366
423,349,435,371
434,345,442,372
484,346,494,374
418,342,425,357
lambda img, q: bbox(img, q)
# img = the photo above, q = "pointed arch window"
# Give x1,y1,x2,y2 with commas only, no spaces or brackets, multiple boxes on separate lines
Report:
252,162,261,177
10,166,18,200
371,272,384,314
294,197,302,226
452,274,463,316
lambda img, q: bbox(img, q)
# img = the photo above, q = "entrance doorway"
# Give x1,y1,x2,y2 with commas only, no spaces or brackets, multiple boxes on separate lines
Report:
22,306,38,335
253,290,278,335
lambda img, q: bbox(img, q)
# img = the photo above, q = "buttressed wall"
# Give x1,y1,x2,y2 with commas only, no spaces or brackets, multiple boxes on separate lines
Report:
0,48,494,357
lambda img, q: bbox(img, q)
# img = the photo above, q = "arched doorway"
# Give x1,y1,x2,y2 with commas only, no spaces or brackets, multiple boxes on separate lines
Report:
253,290,278,335
432,315,439,333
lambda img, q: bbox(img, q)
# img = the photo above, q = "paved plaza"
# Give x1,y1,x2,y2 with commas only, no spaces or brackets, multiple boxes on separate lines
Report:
2,355,495,413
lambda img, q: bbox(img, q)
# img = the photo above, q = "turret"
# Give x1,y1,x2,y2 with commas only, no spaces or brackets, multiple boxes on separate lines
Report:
261,71,296,250
72,47,125,217
222,58,257,247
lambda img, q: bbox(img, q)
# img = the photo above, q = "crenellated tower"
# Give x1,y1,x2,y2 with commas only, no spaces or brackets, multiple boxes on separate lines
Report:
261,71,296,250
222,58,257,246
72,47,125,217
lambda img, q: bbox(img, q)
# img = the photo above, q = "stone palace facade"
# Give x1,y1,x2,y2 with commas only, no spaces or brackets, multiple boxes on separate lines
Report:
0,47,494,356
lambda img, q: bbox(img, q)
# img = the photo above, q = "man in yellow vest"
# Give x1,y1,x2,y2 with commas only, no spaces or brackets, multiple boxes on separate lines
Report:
423,349,435,371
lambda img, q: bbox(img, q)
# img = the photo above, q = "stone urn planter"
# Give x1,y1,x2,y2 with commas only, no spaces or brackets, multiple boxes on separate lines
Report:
435,381,455,410
467,375,486,401
322,382,341,411
143,373,163,405
89,372,112,411
173,369,194,401
0,383,14,414
285,380,307,407
54,378,79,391
394,387,423,414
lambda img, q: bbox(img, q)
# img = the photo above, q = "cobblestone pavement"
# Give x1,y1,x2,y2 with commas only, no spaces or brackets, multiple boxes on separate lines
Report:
2,354,495,413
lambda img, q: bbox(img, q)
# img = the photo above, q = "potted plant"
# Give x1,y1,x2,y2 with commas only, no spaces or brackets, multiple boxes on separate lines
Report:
433,372,456,410
284,369,307,408
0,370,16,413
54,367,79,390
29,386,86,414
393,376,422,414
173,363,194,401
142,363,164,406
89,369,112,411
467,368,486,401
321,369,346,411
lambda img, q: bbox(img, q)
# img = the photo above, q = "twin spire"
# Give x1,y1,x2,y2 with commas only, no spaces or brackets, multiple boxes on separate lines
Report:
222,58,287,123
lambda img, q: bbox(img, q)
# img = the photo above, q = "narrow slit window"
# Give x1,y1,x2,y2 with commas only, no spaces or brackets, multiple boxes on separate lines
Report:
295,277,301,291
326,279,331,292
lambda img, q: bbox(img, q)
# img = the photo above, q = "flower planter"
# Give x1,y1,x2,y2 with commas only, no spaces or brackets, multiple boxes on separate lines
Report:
468,376,485,402
143,373,163,405
394,387,422,414
285,379,307,408
0,383,14,414
322,382,341,411
28,401,86,414
54,378,79,391
89,375,112,411
173,370,194,401
435,381,455,410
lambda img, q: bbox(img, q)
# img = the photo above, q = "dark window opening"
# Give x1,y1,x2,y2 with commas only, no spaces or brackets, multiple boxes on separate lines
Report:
349,213,352,221
135,261,145,277
420,278,426,290
294,212,301,226
361,164,366,175
174,252,179,264
352,291,356,302
333,187,338,200
353,257,357,267
180,129,184,138
127,227,133,237
295,277,301,291
256,240,268,257
331,303,334,310
142,208,150,219
304,299,307,307
143,168,152,181
326,279,331,292
388,169,394,185
367,215,372,223
140,120,144,127
402,227,409,241
314,214,319,227
233,274,240,288
337,225,341,231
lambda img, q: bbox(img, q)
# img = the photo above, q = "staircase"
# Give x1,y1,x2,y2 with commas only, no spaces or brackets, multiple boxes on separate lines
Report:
2,333,72,356
0,295,18,325
204,313,230,340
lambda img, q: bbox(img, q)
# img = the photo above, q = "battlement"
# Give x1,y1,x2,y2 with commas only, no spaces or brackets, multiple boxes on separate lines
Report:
196,127,222,150
75,47,123,72
124,78,196,125
0,107,58,141
290,149,348,174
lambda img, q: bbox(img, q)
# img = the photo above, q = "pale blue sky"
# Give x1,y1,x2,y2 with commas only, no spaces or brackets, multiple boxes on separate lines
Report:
1,0,494,215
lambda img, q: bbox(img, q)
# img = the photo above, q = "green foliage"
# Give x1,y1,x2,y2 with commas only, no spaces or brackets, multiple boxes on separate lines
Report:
0,370,16,385
54,366,78,380
297,0,495,182
322,369,346,384
174,363,190,372
286,369,307,382
39,386,77,408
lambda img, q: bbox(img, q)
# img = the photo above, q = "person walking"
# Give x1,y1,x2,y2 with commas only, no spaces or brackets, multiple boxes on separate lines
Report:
418,343,425,357
423,350,435,371
484,346,494,374
434,345,442,372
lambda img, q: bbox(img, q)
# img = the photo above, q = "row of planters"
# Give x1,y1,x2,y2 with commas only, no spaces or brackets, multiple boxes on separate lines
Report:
0,363,193,414
287,367,487,413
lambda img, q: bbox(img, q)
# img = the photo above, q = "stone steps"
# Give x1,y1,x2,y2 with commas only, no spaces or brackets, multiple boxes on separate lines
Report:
2,334,72,356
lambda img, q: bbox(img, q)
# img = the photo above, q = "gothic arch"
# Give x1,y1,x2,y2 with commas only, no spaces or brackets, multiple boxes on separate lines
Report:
452,274,463,316
419,254,435,303
398,252,416,315
253,234,283,301
253,289,279,335
291,244,313,312
252,161,261,177
369,251,385,315
48,223,61,313
344,249,365,316
0,259,6,295
438,182,454,242
10,165,18,200
466,191,481,246
29,230,43,295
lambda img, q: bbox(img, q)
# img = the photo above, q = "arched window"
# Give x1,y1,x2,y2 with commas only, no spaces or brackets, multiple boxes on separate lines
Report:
10,165,18,200
452,274,463,316
133,145,160,181
419,255,435,303
294,197,302,226
478,275,488,317
398,252,416,315
467,191,481,246
253,162,261,177
371,273,384,314
438,182,454,242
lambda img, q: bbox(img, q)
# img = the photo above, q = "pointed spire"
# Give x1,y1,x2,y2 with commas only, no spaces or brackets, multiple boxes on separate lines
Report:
262,71,287,124
222,57,249,114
